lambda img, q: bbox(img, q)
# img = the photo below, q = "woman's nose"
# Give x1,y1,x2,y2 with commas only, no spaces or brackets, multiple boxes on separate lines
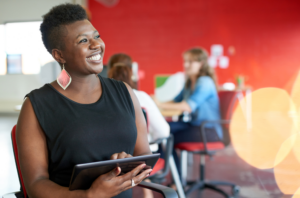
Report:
90,39,101,50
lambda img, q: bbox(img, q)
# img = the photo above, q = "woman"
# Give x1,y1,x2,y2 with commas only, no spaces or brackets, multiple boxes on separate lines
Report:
107,54,170,143
155,47,222,175
17,4,152,198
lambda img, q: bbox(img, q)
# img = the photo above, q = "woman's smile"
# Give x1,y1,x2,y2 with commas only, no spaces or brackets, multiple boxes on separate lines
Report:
86,51,103,64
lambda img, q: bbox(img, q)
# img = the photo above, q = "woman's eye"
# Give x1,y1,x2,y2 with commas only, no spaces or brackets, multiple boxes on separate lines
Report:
95,35,100,39
79,39,87,43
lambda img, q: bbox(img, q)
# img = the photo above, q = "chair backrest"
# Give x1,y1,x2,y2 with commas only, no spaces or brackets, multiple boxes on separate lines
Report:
11,125,27,198
141,107,149,131
218,91,239,146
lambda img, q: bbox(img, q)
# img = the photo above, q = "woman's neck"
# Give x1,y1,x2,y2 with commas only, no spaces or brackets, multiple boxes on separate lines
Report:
67,73,100,93
51,73,102,104
188,75,198,90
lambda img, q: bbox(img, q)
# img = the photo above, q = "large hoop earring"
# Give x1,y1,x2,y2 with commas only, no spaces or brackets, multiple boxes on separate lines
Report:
57,64,72,90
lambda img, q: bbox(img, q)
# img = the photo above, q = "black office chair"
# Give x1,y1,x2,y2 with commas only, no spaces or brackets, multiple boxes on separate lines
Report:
3,125,178,198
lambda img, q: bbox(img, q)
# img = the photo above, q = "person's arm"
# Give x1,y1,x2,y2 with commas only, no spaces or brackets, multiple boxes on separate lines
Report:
17,98,89,198
17,98,151,198
153,88,191,112
183,77,214,113
156,77,214,113
123,83,152,156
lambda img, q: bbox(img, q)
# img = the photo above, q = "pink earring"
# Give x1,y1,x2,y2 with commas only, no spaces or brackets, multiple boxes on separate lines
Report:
57,64,72,90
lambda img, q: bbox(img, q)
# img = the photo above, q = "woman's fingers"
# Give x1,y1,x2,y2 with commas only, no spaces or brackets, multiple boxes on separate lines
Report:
110,151,132,160
118,152,129,159
122,168,152,191
118,163,146,183
110,153,119,160
132,168,152,185
103,167,121,180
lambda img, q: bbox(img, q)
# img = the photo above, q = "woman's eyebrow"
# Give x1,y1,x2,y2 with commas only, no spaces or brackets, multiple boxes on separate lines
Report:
76,30,99,39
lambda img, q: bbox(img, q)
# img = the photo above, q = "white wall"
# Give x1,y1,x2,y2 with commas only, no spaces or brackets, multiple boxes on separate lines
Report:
0,0,87,24
0,0,85,112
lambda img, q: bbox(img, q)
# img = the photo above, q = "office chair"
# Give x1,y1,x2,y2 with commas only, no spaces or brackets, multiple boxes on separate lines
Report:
3,125,178,198
175,91,240,198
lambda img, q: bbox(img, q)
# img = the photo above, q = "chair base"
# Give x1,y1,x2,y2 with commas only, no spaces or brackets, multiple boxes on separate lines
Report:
185,180,239,198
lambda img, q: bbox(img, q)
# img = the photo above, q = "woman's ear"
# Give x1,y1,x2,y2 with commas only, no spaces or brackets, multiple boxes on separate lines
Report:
52,49,66,64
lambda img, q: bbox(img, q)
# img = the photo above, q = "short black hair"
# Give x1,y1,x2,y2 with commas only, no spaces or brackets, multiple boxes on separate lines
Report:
40,3,88,53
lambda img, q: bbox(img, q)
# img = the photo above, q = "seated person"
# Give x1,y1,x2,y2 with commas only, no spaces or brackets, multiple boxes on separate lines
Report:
154,47,222,176
107,54,170,143
16,4,152,198
107,56,170,198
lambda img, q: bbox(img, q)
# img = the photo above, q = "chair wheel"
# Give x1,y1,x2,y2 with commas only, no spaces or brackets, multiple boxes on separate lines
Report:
232,186,240,197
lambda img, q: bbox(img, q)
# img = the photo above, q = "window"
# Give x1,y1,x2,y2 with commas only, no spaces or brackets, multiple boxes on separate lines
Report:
0,25,5,75
0,21,54,75
7,54,22,74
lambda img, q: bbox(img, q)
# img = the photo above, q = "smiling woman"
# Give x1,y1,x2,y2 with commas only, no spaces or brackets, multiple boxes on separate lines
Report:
16,3,152,198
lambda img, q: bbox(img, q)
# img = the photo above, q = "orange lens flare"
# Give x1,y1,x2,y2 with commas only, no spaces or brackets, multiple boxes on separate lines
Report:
230,70,300,197
230,88,297,169
274,144,300,195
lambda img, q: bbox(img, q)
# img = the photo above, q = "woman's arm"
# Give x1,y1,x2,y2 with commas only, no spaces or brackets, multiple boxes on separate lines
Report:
17,98,151,198
17,98,88,198
155,77,214,113
152,88,191,112
123,83,152,156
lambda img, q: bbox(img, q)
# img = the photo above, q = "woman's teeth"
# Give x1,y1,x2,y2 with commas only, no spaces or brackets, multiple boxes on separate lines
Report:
87,54,101,61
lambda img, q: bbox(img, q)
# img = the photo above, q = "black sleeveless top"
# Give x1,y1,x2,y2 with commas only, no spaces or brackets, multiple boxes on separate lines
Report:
26,75,137,197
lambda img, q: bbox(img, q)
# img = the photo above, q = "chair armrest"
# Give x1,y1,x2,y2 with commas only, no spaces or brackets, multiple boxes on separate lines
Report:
148,135,174,179
200,120,230,153
138,181,178,198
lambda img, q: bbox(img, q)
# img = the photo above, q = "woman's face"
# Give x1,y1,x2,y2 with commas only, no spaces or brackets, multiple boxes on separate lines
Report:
183,53,202,77
57,19,105,76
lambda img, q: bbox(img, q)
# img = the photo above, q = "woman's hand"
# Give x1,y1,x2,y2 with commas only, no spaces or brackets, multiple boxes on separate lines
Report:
87,152,152,198
110,151,132,160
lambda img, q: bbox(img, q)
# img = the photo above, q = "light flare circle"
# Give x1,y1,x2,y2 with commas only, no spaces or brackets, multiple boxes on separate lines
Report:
230,88,297,169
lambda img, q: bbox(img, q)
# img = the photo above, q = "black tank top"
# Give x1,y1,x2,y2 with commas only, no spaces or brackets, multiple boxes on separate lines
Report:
26,75,137,197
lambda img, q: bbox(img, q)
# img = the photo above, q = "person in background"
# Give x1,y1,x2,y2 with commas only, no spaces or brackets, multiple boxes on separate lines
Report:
154,47,222,176
107,53,137,88
108,54,170,143
108,56,170,198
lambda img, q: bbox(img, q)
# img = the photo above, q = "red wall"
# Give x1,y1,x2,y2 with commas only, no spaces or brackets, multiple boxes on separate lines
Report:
89,0,300,94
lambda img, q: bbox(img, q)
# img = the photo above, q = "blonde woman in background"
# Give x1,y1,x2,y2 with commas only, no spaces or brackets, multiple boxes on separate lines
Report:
154,47,222,177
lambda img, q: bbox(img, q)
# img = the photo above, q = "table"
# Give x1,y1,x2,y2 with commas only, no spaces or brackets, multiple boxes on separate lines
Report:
160,109,182,117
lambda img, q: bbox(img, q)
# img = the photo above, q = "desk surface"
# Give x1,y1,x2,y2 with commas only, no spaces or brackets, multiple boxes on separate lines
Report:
160,109,182,117
218,86,252,92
